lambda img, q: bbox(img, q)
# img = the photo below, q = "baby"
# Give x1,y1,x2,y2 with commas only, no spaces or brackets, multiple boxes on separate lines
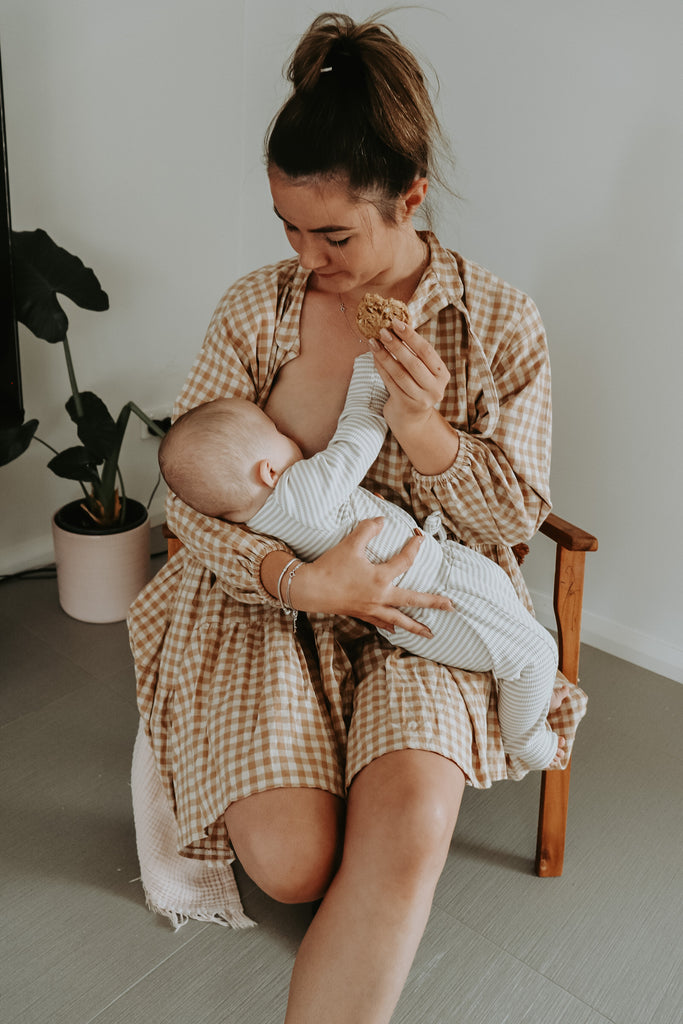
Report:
159,354,568,773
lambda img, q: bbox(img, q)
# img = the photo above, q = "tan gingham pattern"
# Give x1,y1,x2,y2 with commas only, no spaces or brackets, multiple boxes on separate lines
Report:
129,233,587,859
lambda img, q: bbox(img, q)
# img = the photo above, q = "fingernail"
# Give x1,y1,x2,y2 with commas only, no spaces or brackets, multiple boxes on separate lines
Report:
379,327,392,343
393,318,406,332
367,337,378,350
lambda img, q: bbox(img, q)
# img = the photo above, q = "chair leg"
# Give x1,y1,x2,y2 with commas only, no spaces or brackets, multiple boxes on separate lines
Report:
535,545,587,876
536,759,572,876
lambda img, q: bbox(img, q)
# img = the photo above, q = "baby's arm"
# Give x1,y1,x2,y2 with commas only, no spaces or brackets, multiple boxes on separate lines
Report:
273,353,389,520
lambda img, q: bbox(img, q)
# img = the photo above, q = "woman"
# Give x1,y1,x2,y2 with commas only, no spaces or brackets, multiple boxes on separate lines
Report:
130,12,586,1023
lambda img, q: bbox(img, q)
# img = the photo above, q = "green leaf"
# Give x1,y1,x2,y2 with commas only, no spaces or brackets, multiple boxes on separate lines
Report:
11,229,109,344
0,419,39,466
66,391,118,459
48,445,102,484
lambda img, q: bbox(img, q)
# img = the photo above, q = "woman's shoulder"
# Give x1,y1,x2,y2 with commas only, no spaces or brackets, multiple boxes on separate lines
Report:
447,245,534,311
427,236,546,364
442,243,542,337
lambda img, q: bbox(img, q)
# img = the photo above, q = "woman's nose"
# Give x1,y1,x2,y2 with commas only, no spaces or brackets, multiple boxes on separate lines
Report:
297,237,328,271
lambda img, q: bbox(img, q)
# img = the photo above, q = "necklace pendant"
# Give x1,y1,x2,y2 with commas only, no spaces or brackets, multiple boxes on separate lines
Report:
339,300,346,313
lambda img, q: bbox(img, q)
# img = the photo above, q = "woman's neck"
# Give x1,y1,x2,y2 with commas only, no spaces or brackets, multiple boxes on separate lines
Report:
341,228,429,308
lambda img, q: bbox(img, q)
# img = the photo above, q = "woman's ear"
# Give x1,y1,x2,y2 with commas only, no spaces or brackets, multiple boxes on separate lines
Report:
257,459,279,489
401,177,428,221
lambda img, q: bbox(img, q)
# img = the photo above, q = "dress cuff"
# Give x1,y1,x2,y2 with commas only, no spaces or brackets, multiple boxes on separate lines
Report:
251,543,295,608
409,429,471,488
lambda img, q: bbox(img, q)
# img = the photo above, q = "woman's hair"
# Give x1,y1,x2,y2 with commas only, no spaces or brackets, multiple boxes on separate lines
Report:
265,10,453,221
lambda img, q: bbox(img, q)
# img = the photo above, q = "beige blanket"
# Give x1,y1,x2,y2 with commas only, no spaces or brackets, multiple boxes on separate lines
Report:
131,721,255,930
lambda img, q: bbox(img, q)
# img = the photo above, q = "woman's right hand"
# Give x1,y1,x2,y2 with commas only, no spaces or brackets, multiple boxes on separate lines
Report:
262,518,452,638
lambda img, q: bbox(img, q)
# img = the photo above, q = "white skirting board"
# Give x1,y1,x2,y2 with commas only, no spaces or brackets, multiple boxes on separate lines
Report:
530,589,683,685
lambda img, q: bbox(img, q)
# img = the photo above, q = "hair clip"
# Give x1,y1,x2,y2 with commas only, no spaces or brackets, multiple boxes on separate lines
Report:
320,66,333,73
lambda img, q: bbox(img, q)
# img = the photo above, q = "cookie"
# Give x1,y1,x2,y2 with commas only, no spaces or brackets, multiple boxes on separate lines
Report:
356,293,410,340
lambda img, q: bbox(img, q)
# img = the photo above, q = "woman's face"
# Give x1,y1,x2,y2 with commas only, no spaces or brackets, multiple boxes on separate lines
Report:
268,168,406,295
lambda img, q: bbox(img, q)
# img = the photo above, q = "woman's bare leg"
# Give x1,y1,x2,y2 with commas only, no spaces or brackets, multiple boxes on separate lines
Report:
225,788,345,904
284,749,466,1024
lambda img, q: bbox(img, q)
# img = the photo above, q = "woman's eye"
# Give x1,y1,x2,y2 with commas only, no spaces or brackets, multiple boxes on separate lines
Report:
328,236,350,248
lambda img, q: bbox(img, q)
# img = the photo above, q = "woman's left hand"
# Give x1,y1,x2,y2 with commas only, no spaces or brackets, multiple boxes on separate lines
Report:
371,319,460,475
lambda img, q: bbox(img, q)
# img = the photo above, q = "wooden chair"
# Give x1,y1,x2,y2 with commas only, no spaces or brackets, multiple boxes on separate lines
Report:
534,512,598,875
163,512,597,877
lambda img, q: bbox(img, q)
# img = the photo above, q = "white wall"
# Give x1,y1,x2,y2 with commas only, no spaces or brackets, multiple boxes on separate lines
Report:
1,0,245,564
2,1,681,681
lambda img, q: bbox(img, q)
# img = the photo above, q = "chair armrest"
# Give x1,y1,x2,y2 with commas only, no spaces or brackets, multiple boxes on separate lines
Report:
539,513,598,552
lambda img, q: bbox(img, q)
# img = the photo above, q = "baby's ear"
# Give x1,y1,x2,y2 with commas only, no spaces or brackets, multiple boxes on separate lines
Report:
257,459,278,489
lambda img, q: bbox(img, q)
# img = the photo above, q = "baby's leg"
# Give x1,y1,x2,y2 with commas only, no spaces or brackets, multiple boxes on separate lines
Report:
496,632,561,771
388,544,566,770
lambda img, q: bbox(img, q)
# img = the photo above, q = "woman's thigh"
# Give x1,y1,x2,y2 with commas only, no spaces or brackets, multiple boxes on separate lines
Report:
224,786,345,904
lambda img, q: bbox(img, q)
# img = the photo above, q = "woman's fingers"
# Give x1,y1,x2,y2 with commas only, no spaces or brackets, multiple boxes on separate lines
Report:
352,521,452,604
345,515,387,550
381,321,448,378
348,520,425,585
372,322,450,406
298,519,452,637
353,521,453,624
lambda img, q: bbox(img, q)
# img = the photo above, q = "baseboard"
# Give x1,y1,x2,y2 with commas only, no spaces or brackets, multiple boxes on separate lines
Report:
530,589,683,684
0,511,168,578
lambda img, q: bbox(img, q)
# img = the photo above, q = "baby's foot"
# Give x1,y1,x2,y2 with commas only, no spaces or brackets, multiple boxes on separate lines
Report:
547,734,566,769
549,683,571,713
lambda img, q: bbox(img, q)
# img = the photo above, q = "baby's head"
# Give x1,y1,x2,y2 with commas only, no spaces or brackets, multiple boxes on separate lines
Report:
158,397,302,522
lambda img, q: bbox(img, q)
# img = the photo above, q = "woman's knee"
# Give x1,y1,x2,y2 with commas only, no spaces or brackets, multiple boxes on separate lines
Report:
346,750,465,888
224,788,345,904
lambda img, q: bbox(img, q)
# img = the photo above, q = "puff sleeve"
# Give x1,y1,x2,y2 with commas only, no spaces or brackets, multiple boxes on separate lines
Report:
165,263,300,606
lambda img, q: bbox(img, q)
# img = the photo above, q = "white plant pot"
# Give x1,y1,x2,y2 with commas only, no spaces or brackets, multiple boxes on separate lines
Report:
52,498,151,623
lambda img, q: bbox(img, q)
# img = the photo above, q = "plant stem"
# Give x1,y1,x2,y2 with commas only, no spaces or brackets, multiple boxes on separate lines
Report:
129,402,167,438
33,435,61,457
98,404,132,519
61,335,84,420
117,466,127,522
96,402,166,524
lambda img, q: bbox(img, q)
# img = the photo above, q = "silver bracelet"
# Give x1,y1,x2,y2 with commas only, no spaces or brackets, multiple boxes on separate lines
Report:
285,559,303,605
277,558,299,613
280,558,304,632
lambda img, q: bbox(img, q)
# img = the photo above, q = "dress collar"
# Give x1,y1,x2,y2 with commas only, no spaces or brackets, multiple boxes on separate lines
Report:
412,232,501,438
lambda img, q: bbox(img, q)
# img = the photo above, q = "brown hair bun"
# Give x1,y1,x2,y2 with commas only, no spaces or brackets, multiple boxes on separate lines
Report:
356,293,410,340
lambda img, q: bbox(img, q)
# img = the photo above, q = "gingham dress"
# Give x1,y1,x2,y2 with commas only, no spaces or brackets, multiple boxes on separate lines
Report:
248,352,560,772
128,233,588,860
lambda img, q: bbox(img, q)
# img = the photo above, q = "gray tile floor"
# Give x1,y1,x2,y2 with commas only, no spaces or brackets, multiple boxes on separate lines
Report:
1,548,681,1024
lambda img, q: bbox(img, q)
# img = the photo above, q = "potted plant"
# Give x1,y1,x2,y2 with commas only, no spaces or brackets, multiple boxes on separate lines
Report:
0,228,167,622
